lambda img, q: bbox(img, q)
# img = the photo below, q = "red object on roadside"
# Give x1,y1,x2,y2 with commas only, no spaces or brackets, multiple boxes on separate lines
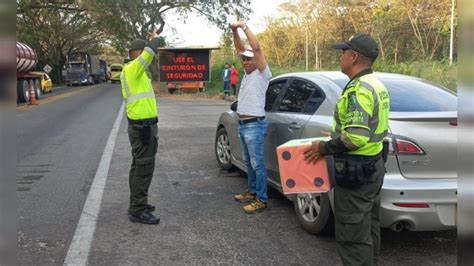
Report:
28,81,36,105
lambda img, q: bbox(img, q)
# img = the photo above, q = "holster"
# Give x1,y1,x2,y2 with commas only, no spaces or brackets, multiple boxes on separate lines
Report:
334,154,380,188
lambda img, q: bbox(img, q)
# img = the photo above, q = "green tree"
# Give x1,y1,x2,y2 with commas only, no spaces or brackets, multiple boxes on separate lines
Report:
85,0,251,53
17,0,106,82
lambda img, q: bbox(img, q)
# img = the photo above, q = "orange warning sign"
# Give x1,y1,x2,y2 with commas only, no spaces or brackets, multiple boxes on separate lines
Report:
277,138,334,194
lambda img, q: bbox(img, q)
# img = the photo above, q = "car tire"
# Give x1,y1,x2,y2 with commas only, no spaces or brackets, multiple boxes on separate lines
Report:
215,127,235,170
293,192,334,235
168,88,176,94
17,80,29,102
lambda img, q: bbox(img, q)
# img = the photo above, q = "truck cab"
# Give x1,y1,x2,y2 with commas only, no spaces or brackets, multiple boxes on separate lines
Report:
66,52,100,86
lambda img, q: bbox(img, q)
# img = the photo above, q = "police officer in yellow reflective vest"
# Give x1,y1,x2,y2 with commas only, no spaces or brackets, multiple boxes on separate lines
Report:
304,33,390,265
121,30,161,225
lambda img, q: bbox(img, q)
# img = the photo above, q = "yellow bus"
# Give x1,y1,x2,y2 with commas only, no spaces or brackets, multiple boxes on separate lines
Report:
109,63,123,83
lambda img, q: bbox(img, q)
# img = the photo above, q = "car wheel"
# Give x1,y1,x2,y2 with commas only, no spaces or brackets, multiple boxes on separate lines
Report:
168,88,176,94
294,192,334,235
215,127,235,170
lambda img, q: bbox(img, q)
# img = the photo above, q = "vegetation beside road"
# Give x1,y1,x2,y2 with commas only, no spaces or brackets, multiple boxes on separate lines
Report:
203,57,457,96
203,0,457,95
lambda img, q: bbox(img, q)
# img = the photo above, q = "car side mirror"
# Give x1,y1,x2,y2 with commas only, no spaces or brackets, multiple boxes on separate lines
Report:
230,101,238,112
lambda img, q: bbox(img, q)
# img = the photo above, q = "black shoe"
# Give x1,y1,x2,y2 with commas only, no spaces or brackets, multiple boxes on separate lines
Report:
145,204,155,212
129,211,160,224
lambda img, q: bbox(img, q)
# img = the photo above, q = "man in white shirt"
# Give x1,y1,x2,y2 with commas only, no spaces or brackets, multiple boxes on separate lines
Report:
230,21,272,214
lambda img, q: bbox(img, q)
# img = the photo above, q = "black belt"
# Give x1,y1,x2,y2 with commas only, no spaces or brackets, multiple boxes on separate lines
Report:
337,152,382,161
128,117,158,125
238,116,265,125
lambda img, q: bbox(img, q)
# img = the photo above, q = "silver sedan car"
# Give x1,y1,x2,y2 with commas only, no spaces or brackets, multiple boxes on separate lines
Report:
214,71,457,234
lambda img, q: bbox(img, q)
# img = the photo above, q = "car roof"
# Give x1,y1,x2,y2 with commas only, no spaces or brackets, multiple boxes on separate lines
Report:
273,71,423,82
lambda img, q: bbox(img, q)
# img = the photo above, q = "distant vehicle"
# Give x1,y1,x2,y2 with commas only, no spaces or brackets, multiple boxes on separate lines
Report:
167,82,205,94
65,52,101,86
215,71,457,234
16,41,43,102
109,63,123,83
99,60,108,83
30,71,53,94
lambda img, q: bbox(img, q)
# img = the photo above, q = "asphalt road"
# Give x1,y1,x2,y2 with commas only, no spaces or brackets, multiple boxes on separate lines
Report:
17,84,456,265
17,83,122,265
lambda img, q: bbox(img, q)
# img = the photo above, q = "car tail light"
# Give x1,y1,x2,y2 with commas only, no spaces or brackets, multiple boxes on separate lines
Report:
393,203,430,208
395,139,425,155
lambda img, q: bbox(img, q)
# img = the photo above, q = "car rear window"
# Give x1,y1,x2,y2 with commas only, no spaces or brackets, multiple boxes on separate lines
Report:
335,78,457,112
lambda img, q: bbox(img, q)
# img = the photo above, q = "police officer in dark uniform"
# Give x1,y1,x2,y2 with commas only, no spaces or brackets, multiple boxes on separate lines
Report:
120,30,162,224
304,33,390,265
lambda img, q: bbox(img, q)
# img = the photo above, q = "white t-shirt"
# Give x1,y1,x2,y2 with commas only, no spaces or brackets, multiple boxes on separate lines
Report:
237,65,272,117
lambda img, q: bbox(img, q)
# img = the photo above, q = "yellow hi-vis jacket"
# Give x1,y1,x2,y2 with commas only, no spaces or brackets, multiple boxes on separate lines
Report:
120,46,158,120
331,73,390,156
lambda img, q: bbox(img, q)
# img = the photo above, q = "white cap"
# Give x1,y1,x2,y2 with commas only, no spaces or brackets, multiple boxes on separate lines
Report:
239,48,254,58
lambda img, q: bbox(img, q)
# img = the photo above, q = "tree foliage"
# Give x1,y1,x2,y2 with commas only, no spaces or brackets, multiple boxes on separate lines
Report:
17,0,106,82
257,0,457,70
84,0,251,53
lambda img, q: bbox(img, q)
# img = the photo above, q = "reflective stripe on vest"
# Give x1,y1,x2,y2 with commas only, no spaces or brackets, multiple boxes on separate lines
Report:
121,73,155,104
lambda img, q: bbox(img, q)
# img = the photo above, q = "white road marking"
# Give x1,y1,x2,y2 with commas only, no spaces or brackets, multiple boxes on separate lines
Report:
63,102,124,265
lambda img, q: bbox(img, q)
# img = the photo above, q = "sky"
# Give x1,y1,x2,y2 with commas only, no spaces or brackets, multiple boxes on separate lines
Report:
161,0,287,47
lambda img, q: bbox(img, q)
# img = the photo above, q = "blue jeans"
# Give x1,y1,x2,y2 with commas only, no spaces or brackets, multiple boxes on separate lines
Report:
223,81,230,95
238,119,268,202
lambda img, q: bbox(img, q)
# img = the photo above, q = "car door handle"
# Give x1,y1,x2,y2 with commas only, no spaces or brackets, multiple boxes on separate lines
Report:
288,123,302,130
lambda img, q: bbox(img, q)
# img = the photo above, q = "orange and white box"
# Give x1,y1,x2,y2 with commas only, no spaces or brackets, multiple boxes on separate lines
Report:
276,137,333,194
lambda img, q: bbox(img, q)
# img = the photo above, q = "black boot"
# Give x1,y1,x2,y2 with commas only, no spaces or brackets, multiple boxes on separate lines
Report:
129,211,160,224
145,204,155,212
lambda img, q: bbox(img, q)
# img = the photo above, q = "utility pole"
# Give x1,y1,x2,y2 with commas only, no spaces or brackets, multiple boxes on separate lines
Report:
449,0,455,65
305,28,308,71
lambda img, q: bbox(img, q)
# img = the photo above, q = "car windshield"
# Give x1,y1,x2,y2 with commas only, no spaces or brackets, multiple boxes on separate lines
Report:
334,78,457,112
70,63,84,70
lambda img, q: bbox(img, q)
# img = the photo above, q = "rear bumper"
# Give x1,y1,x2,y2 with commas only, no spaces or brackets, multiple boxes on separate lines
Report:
380,175,457,231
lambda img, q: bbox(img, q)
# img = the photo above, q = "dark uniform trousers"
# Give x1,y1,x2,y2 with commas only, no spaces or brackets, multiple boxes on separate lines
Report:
127,123,158,215
335,157,385,266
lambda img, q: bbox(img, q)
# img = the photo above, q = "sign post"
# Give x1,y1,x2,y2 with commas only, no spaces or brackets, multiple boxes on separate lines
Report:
43,64,52,74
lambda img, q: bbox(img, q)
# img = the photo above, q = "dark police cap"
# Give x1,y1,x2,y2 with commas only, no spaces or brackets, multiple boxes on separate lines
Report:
129,39,146,51
332,33,379,59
